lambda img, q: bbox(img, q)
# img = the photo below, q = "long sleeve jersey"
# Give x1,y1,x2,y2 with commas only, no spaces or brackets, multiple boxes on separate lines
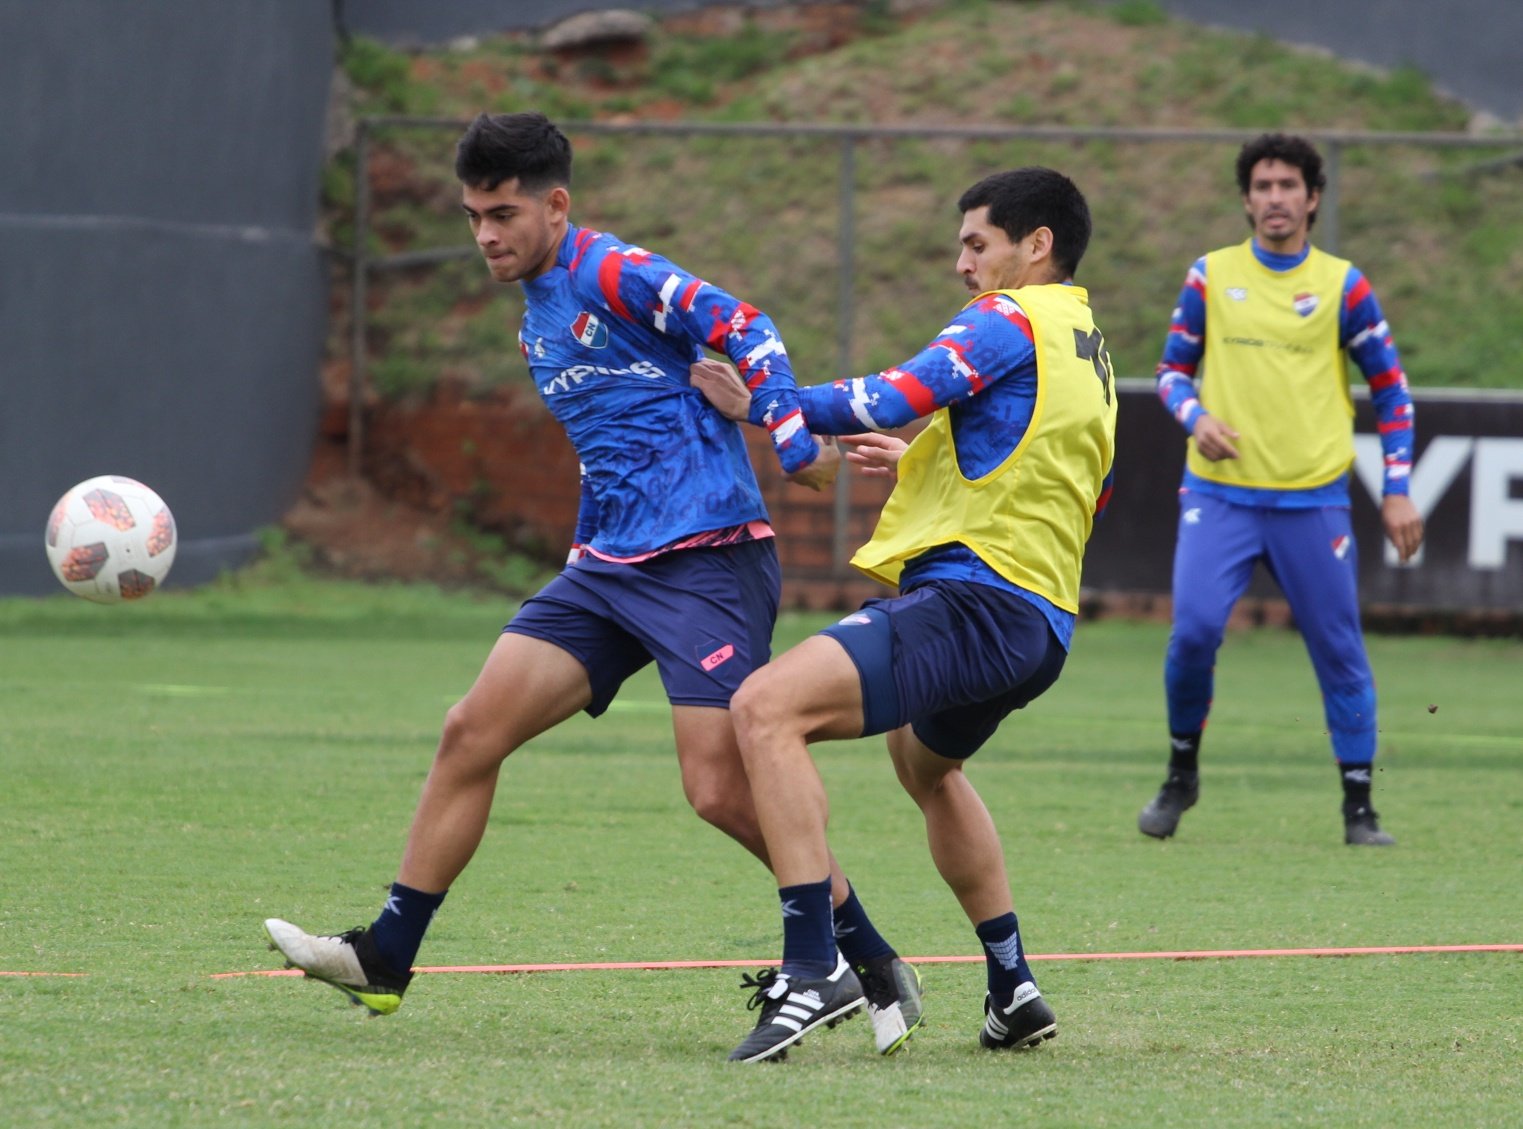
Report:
1155,240,1414,507
794,289,1115,649
519,224,818,560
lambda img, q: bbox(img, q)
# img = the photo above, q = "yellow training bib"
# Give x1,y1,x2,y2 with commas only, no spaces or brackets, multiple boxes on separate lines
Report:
1191,240,1353,490
851,285,1117,612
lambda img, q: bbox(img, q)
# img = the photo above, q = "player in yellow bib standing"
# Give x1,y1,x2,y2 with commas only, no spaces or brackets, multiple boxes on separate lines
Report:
692,167,1116,1062
1142,133,1424,846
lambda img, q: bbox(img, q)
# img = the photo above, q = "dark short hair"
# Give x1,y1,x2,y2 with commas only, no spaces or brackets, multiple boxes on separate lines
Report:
454,111,572,193
957,167,1092,277
1235,132,1325,227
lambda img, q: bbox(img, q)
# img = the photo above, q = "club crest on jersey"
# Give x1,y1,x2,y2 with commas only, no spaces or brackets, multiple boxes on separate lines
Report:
1331,535,1351,560
1293,292,1319,318
570,311,609,349
1226,287,1248,302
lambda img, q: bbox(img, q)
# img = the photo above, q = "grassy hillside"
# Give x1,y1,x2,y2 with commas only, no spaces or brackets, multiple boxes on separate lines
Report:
327,0,1523,394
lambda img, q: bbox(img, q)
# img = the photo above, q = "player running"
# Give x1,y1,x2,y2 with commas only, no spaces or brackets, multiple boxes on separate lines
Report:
692,167,1116,1061
264,112,921,1055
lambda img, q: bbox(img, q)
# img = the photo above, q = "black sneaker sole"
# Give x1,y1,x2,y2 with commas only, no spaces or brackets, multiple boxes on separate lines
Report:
981,1022,1057,1050
728,996,865,1063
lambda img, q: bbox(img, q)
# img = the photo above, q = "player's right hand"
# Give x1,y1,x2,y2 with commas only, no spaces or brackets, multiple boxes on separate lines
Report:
1192,414,1241,461
787,438,841,492
840,432,907,478
689,357,751,421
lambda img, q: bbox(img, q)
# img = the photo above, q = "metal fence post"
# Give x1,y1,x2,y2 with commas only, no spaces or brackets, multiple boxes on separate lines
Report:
347,120,371,477
832,133,857,574
1320,139,1341,254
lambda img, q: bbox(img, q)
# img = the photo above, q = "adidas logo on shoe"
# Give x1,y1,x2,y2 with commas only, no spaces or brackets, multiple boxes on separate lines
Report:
980,981,1057,1050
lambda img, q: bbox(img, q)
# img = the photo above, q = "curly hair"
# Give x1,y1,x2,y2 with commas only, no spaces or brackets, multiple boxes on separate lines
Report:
1235,133,1326,226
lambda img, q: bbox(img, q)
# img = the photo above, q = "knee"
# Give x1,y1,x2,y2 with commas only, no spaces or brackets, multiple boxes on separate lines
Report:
1168,617,1223,667
435,700,512,774
1322,681,1376,731
729,672,781,748
687,783,755,839
888,734,948,804
891,755,928,802
437,700,475,753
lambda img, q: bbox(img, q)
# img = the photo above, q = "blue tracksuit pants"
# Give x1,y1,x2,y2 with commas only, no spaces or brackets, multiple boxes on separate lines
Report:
1165,492,1377,765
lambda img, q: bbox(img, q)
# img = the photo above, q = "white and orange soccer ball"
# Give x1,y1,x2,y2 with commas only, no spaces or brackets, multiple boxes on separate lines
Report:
44,475,178,603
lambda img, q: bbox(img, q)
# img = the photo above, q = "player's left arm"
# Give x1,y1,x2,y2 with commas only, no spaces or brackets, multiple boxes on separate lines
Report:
1342,267,1423,561
595,246,823,477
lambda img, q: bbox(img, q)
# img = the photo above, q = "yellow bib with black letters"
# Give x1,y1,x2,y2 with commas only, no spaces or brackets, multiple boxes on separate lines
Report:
851,284,1117,612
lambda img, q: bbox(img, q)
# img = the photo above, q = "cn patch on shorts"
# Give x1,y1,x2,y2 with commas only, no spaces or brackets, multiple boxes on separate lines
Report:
697,639,737,672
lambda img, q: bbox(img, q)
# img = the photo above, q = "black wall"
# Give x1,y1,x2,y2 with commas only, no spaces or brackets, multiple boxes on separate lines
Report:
1088,383,1523,612
0,0,335,595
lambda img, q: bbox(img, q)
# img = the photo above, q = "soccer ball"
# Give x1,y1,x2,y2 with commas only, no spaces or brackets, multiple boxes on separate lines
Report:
44,475,178,603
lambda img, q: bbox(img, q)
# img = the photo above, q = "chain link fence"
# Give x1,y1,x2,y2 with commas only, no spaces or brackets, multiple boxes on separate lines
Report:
338,116,1523,575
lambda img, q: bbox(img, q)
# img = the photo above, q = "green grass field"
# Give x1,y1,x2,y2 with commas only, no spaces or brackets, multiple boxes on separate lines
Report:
3,578,1520,1127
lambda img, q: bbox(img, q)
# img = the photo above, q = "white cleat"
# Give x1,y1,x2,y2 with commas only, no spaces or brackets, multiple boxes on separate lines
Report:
263,918,410,1015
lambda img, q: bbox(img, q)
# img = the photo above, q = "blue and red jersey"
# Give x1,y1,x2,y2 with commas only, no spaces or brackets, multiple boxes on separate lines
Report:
1155,240,1415,507
518,224,818,560
796,289,1115,648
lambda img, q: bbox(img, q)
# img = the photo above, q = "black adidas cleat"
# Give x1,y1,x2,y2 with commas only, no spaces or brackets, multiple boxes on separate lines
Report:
1138,771,1199,839
727,954,865,1063
980,982,1057,1050
1343,803,1396,846
264,919,412,1015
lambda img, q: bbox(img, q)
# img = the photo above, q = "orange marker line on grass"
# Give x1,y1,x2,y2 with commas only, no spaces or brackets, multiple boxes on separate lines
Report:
207,942,1523,979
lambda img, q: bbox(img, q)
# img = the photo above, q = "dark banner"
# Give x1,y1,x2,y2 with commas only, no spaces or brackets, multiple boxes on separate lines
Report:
1086,382,1523,612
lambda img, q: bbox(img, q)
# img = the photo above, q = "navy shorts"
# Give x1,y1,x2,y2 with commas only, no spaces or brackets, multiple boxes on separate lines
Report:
504,538,780,716
820,580,1067,759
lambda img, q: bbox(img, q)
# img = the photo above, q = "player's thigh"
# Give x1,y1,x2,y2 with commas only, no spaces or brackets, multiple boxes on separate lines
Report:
906,593,1068,759
671,704,748,798
1172,493,1263,640
506,575,655,716
733,633,868,744
1264,507,1371,684
830,583,1056,751
450,630,594,751
887,724,964,796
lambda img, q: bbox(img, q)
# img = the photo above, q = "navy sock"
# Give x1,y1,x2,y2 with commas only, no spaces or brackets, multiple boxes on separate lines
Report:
778,876,836,979
832,882,896,966
976,912,1036,999
1338,761,1374,809
369,882,446,975
1169,732,1201,775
